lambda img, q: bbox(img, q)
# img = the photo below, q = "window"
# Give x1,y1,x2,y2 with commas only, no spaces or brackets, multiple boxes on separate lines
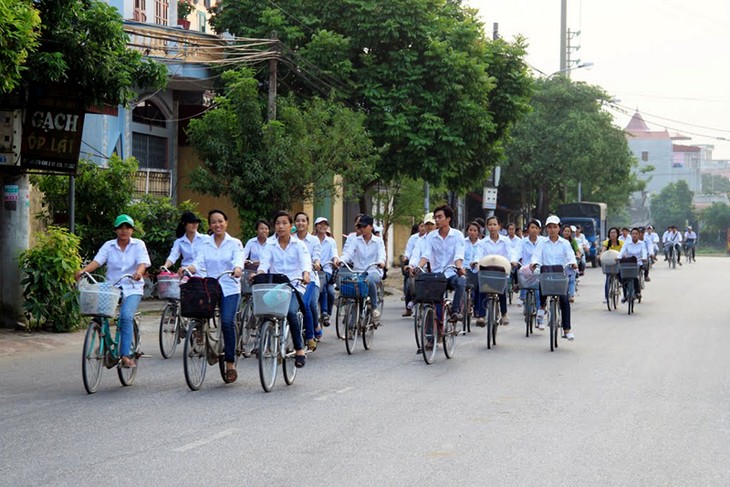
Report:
197,11,206,32
154,0,169,25
132,133,168,170
641,151,649,161
133,0,147,21
133,102,166,128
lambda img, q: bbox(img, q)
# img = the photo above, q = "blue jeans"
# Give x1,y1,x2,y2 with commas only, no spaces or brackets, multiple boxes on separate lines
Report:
447,274,465,315
302,282,319,340
288,290,304,351
220,293,240,363
476,291,507,317
318,272,335,316
365,271,382,309
118,293,142,358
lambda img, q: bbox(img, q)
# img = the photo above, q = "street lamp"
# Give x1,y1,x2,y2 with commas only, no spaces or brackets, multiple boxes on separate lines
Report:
547,61,594,79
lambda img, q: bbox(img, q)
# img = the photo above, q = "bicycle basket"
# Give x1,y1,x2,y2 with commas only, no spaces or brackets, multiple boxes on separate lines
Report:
618,258,640,279
539,272,569,296
79,281,121,317
157,272,181,300
517,267,540,289
252,283,293,318
478,270,509,294
340,274,369,298
180,277,222,319
335,268,355,289
240,269,256,295
601,262,619,275
414,273,448,303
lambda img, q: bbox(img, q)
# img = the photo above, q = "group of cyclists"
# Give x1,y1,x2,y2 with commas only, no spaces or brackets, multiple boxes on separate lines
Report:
75,206,698,383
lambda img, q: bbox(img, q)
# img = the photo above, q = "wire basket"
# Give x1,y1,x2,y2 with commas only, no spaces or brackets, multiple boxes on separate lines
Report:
157,273,181,300
339,274,369,298
601,262,619,275
336,268,355,290
618,262,640,279
478,270,509,294
414,273,448,303
252,283,293,318
240,269,256,295
517,269,540,290
79,281,121,317
539,272,569,297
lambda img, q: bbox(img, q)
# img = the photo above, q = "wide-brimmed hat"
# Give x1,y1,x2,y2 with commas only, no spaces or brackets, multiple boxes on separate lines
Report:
113,214,135,229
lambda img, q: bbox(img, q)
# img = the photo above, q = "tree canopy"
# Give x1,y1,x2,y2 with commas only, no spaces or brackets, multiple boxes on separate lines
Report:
186,68,379,233
209,0,532,193
649,180,695,231
500,76,639,222
0,0,40,94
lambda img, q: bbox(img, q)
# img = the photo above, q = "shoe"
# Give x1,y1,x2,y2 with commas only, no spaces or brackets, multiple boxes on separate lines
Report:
295,354,306,368
449,312,462,322
476,317,486,328
224,368,238,383
636,293,641,301
407,301,415,310
645,277,651,282
306,339,317,351
322,313,330,326
500,315,510,326
536,322,545,330
402,309,413,317
424,340,434,351
678,262,682,266
621,296,627,303
314,328,323,341
536,309,545,325
569,296,575,303
371,308,381,321
564,332,575,341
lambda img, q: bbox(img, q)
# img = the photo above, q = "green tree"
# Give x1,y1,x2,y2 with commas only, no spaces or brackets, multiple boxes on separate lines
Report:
501,76,639,221
187,68,379,233
20,0,166,107
701,173,730,195
649,180,695,232
32,156,138,259
700,202,730,247
0,0,41,93
209,0,532,193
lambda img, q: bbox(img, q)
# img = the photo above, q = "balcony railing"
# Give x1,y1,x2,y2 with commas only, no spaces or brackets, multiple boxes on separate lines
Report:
134,169,172,197
124,20,227,65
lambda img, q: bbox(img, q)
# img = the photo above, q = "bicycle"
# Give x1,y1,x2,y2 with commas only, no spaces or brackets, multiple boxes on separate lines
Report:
235,268,258,359
602,260,621,311
338,262,381,355
537,266,570,352
181,271,236,391
413,265,462,364
251,275,302,392
665,243,678,269
478,266,510,350
684,241,696,263
157,267,188,359
333,266,354,340
618,257,640,315
79,273,141,394
462,273,475,334
517,267,540,337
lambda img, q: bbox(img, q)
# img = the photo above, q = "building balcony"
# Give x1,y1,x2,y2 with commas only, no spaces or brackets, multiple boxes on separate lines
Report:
134,168,172,197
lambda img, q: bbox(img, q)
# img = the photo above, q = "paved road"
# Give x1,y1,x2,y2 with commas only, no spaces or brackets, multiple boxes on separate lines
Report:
1,258,729,486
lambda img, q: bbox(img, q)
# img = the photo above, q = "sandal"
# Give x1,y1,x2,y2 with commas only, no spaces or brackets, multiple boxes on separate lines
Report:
306,339,317,351
225,368,238,383
295,354,306,368
120,356,136,368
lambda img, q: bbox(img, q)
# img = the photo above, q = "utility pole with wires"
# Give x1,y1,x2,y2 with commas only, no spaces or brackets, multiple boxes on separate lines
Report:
267,31,278,122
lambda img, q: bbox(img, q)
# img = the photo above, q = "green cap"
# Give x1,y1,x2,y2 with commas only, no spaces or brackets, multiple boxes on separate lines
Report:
113,214,135,229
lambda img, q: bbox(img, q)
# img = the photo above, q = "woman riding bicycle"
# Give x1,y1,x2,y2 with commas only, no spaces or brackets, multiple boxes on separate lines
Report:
185,209,244,383
560,225,581,303
293,212,323,350
464,221,482,321
519,219,546,327
162,211,207,274
257,210,310,368
75,214,151,368
471,216,519,327
599,226,623,302
618,228,647,302
243,219,271,268
314,216,338,327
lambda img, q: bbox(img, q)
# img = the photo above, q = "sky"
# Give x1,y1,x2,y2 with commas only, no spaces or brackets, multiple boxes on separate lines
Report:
469,0,730,160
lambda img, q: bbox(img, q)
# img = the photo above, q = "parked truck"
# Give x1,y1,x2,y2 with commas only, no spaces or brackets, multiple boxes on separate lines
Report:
557,202,607,267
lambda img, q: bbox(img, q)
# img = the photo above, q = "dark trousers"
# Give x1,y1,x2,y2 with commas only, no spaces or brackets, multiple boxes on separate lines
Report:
539,293,571,330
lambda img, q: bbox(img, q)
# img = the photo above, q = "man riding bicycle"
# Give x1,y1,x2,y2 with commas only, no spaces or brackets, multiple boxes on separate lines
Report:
414,205,466,322
684,226,697,261
662,225,683,265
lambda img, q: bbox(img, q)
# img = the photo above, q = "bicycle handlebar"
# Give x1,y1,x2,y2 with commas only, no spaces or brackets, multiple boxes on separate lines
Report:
338,261,382,273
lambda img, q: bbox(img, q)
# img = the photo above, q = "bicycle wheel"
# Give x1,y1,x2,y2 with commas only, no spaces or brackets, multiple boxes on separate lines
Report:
490,297,498,347
159,302,178,359
507,279,514,305
549,299,558,352
118,319,140,387
183,319,207,391
524,291,534,337
362,309,375,350
82,320,104,394
420,306,438,364
627,281,634,315
611,275,620,310
485,297,494,350
335,296,346,340
377,280,385,314
345,301,359,355
413,304,422,350
241,302,258,358
442,317,456,359
258,320,278,392
462,290,472,334
282,322,297,386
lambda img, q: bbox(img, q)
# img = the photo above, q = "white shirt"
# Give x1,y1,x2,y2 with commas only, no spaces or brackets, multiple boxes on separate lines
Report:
192,233,245,297
259,237,312,294
575,233,590,251
342,231,358,257
317,235,339,273
531,236,577,268
646,231,659,245
243,237,268,263
294,233,322,287
618,234,630,243
472,234,518,265
166,232,207,268
404,233,421,261
419,228,465,278
340,234,386,276
93,238,151,296
641,237,655,257
619,239,647,266
520,235,547,265
507,235,523,258
663,230,682,245
409,235,428,270
463,237,481,274
684,231,697,241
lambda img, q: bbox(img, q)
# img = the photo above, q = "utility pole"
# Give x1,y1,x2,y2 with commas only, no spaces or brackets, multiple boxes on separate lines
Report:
560,0,567,73
267,31,278,122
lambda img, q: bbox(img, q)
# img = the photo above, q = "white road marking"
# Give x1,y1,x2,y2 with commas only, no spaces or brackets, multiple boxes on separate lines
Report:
173,428,238,452
336,386,353,394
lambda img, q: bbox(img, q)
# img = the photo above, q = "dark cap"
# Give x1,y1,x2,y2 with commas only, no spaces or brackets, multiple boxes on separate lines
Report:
181,211,201,225
357,215,374,227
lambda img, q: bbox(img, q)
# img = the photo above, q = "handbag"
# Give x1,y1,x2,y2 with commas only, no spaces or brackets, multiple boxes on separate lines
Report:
180,277,222,319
